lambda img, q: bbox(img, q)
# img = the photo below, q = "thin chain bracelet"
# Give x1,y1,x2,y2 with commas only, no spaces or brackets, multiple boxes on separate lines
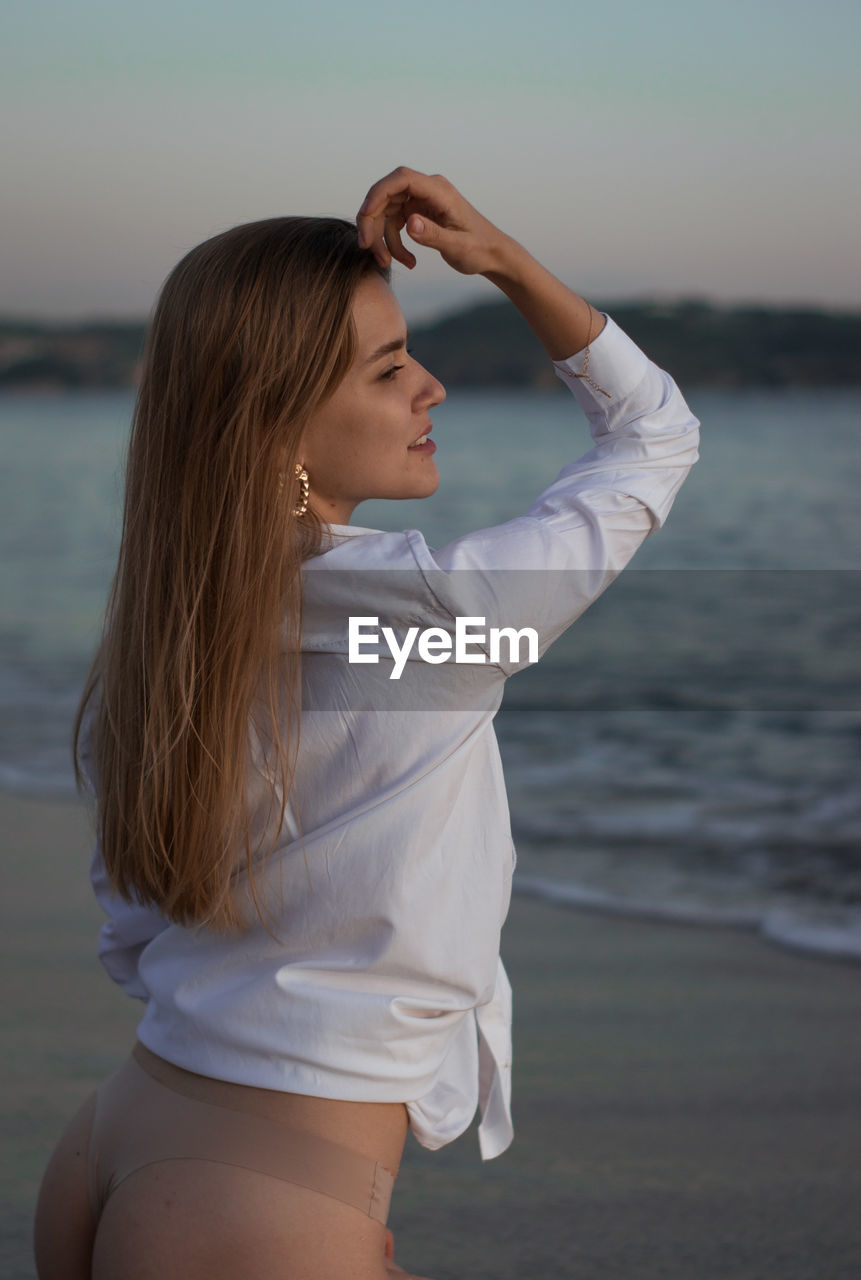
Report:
565,304,611,398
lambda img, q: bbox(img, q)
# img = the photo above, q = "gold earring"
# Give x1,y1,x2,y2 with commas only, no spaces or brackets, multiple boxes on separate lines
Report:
293,462,309,517
278,462,309,516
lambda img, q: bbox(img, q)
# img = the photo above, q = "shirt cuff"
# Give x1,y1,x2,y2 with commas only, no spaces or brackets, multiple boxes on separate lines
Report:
552,314,651,414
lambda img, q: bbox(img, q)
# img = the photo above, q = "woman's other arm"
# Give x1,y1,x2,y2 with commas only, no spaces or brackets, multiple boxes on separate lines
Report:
78,706,168,1000
90,837,168,1000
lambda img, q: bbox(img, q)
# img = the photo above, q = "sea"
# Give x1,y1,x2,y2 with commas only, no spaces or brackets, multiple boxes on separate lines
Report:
2,382,860,963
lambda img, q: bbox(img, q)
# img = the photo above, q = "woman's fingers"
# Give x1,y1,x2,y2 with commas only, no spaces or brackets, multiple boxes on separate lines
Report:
383,1264,436,1279
358,167,437,231
383,213,417,270
357,167,454,266
357,166,505,276
381,1231,436,1280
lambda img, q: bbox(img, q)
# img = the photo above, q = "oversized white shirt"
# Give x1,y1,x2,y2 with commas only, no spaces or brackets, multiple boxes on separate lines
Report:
88,315,700,1160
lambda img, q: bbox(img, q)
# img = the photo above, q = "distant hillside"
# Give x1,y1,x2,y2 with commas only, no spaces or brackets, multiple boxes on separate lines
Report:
0,320,146,390
1,301,859,391
409,299,861,390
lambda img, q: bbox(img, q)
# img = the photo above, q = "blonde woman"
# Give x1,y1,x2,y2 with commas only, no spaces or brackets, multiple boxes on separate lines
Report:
34,167,699,1279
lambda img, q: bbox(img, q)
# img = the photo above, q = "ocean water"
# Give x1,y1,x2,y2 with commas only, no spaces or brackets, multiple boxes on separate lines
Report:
2,382,860,960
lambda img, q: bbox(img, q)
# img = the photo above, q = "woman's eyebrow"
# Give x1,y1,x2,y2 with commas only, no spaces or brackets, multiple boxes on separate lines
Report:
364,332,411,364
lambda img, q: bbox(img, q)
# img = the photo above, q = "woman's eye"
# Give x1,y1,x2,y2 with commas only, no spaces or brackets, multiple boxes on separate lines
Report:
379,349,413,380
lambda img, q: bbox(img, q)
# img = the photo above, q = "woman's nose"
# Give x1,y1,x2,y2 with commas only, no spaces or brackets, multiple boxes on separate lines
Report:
416,361,446,408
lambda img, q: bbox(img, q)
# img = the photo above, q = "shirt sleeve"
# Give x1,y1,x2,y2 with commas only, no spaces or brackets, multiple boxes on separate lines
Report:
78,700,168,1000
89,837,169,1000
405,313,700,675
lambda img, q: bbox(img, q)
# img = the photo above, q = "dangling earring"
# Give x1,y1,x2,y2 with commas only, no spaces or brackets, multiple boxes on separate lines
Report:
278,462,310,517
292,462,310,517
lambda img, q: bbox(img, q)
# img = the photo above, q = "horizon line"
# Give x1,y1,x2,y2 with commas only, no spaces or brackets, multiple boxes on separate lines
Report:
2,292,861,329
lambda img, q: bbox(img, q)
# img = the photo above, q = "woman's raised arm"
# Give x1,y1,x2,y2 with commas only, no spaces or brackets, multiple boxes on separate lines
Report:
356,168,700,678
356,166,606,361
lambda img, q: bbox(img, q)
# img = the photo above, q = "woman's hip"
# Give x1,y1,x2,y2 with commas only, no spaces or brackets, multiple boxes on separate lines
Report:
88,1044,398,1229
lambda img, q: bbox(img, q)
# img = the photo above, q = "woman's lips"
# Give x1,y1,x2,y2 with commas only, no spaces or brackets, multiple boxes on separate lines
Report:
408,426,435,452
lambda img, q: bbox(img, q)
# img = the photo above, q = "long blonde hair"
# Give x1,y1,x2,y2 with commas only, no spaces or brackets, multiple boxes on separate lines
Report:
74,216,387,935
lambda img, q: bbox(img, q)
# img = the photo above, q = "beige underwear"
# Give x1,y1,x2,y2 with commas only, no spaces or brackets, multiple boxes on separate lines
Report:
86,1041,394,1227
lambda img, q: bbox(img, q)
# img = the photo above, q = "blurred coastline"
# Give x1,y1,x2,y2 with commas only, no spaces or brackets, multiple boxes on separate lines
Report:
2,299,861,392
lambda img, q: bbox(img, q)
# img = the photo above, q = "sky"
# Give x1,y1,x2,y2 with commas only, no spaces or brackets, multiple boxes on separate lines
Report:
2,0,859,323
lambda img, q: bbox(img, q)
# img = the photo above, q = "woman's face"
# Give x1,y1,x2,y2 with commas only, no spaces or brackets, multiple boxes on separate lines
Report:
298,273,446,525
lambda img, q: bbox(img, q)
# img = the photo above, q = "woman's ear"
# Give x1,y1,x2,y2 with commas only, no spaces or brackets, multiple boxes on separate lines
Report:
276,442,305,475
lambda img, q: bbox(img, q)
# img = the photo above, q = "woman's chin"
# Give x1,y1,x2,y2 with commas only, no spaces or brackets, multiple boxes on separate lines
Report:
414,465,441,499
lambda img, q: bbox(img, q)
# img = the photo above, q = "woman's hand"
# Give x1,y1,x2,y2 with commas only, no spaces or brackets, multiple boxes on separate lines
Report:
383,1226,436,1279
356,166,514,277
358,165,605,361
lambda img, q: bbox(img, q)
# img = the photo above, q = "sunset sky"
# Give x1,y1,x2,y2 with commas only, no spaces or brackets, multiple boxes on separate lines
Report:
2,0,858,322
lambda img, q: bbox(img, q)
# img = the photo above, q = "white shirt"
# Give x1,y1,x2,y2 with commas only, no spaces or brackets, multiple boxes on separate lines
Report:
88,315,700,1161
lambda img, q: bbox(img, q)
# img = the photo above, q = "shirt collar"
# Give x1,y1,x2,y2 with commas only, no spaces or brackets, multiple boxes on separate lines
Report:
326,523,382,536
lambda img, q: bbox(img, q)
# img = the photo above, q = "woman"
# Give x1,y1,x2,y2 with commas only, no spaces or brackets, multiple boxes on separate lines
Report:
34,167,699,1279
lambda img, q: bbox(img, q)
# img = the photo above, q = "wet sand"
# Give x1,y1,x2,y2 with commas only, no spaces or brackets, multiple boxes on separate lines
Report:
4,792,861,1279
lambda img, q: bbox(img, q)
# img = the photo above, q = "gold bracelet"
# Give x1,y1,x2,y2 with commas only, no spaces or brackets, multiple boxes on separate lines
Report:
568,305,611,398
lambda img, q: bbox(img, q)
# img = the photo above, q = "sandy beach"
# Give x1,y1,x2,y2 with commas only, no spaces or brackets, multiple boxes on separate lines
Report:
4,791,861,1279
